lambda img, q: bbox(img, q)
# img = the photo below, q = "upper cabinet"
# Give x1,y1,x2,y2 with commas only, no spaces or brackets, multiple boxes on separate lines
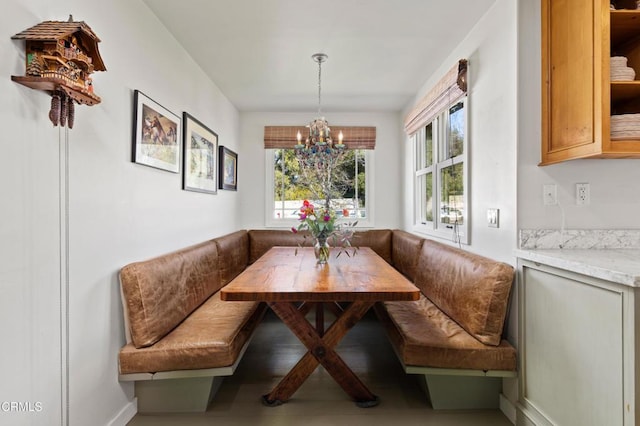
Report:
541,0,640,165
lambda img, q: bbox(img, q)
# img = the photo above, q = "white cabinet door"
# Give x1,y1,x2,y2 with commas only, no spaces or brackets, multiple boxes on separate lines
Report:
518,260,632,426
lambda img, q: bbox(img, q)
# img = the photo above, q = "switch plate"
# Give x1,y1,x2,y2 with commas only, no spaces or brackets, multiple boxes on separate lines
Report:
487,208,499,228
543,184,557,205
576,183,590,205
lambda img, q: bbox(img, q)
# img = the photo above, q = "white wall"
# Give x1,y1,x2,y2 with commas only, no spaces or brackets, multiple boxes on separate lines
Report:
239,111,403,230
518,0,640,232
401,0,518,265
1,1,240,425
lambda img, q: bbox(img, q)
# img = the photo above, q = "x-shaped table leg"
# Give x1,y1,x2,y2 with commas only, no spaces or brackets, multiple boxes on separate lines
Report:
262,300,379,407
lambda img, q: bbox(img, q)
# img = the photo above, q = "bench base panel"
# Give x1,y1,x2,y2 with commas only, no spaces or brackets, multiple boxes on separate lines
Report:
135,376,223,413
418,374,503,410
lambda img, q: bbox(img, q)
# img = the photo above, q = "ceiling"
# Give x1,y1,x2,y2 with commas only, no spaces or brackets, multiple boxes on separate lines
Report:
143,0,497,113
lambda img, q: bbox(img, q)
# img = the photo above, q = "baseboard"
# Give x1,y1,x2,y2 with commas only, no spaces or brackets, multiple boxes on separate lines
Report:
499,393,516,424
107,398,137,426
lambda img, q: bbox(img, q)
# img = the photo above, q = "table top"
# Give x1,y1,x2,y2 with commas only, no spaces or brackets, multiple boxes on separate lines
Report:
220,247,421,302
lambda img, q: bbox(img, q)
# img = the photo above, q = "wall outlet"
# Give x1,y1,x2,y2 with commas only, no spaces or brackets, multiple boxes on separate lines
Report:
576,183,590,205
543,184,557,205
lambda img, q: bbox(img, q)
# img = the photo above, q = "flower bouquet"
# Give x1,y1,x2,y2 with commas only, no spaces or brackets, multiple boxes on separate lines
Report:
292,200,357,264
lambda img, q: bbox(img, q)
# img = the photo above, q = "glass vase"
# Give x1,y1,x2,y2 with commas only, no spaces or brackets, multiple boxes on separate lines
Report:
314,236,330,265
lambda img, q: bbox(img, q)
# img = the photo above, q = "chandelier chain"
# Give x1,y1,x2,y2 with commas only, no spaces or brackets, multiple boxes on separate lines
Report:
317,59,322,115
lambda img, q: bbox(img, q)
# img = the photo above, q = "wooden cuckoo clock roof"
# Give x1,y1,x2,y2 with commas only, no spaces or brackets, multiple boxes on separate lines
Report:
12,17,106,72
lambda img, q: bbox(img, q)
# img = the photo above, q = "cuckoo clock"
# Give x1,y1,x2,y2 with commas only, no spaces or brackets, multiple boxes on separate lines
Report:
11,16,106,128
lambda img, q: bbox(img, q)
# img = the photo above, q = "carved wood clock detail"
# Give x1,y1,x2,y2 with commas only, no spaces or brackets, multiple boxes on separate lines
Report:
11,15,106,128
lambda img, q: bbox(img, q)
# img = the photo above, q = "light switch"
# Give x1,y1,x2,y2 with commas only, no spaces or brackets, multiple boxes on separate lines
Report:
487,208,499,228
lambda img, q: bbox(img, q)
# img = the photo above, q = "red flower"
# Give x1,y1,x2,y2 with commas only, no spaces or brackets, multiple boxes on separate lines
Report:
342,209,349,217
291,227,298,233
324,214,331,222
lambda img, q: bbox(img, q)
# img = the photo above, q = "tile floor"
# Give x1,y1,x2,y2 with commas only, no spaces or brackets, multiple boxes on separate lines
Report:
128,309,512,426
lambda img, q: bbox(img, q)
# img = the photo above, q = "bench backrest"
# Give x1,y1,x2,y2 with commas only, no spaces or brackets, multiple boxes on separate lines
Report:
350,229,392,264
415,239,514,346
120,239,221,348
247,229,393,264
214,230,250,286
248,229,310,264
391,229,424,281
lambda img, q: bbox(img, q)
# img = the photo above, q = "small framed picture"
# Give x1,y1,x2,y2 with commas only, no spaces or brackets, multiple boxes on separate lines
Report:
219,146,238,191
182,112,218,194
132,90,181,173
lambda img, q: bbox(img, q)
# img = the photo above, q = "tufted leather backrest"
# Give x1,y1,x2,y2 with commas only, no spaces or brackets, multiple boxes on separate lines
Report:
120,239,221,348
215,230,250,286
391,230,424,281
415,239,514,346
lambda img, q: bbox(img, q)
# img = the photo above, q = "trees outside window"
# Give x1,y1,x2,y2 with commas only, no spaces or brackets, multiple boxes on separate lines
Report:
269,149,368,223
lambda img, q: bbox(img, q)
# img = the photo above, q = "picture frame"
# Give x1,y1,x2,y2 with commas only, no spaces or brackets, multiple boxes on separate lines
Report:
218,146,238,191
132,90,182,173
182,112,218,194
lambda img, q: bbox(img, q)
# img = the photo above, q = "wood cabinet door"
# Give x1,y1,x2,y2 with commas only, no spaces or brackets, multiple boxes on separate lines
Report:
541,0,604,165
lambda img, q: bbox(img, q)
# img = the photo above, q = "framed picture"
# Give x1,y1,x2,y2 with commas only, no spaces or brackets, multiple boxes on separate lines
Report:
132,90,181,173
182,112,218,194
219,146,238,191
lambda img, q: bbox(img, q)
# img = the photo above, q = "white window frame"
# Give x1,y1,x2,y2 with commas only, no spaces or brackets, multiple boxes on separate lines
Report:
265,149,374,228
412,96,469,244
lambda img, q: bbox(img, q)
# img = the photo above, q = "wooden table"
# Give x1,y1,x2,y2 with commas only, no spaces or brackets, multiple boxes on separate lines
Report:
220,247,420,407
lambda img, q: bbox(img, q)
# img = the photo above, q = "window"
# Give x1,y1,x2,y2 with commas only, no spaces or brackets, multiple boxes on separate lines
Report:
413,97,468,244
264,125,375,227
266,148,371,226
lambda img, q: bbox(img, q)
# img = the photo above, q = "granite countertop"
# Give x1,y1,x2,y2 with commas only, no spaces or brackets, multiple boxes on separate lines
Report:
516,249,640,288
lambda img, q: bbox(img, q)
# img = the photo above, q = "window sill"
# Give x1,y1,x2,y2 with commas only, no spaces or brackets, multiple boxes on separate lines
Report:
412,223,468,245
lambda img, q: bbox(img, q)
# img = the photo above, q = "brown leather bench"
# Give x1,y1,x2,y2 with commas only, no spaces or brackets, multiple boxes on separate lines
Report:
118,231,267,413
375,231,516,409
118,228,515,412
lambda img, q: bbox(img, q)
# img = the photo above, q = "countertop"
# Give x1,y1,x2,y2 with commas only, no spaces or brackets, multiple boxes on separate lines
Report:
515,249,640,288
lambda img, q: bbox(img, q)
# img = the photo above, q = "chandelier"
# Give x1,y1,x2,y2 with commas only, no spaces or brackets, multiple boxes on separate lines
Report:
294,53,348,209
295,53,345,154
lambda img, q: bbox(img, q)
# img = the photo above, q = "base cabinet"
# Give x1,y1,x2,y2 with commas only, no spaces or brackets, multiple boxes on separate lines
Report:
517,259,637,425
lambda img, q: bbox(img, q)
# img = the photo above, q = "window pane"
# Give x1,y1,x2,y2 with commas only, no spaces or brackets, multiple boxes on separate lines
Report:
440,162,464,225
335,150,366,218
356,150,366,218
425,122,433,167
425,172,433,222
272,149,366,220
448,101,464,158
273,150,284,219
414,131,423,171
273,149,313,219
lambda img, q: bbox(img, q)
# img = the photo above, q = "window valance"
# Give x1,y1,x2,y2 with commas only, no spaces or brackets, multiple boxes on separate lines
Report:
404,59,468,136
264,126,376,150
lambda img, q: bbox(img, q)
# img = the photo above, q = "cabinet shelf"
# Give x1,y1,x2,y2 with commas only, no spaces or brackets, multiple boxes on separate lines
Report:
611,81,640,103
611,10,640,47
